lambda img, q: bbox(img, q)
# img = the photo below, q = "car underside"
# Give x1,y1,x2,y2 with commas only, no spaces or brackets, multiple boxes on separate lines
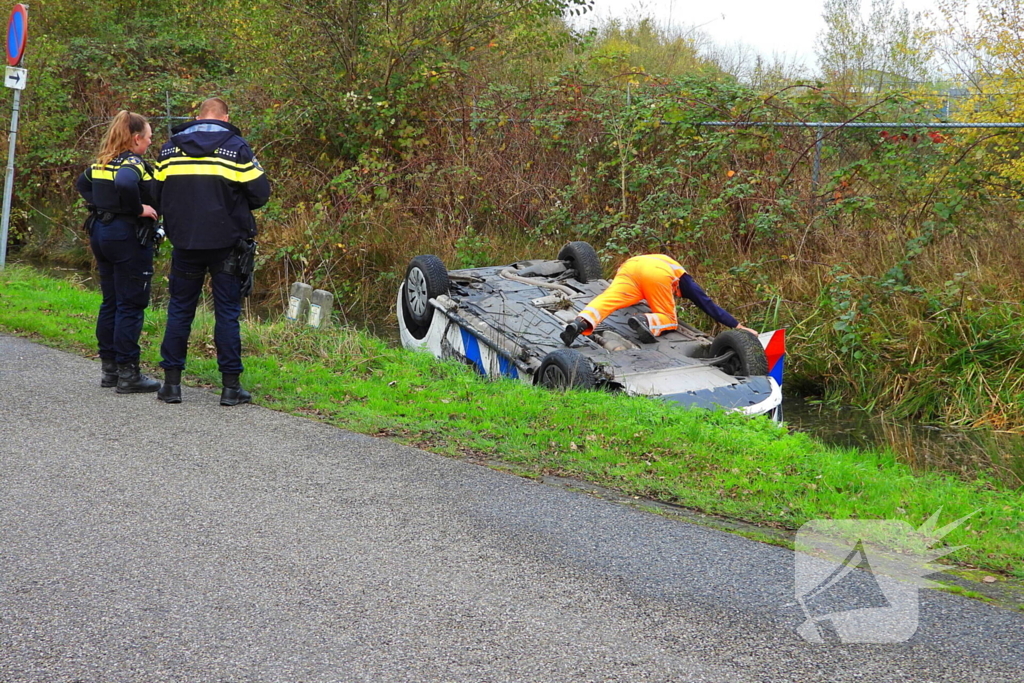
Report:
398,242,784,419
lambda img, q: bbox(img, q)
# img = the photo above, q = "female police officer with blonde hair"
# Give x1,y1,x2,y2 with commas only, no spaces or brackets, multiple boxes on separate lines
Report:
76,110,161,393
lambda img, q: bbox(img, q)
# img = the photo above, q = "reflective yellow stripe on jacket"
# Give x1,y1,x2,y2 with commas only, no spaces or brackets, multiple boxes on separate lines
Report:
89,165,116,181
89,158,152,182
154,157,264,184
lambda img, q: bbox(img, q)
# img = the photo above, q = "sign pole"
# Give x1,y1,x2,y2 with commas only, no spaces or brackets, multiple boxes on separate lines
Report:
0,3,28,270
0,84,19,269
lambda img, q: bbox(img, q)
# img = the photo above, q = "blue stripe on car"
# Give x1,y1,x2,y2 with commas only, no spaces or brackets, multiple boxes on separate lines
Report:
769,356,784,385
460,329,485,374
497,354,519,380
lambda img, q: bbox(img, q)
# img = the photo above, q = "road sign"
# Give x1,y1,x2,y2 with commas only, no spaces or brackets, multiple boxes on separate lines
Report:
6,3,26,67
4,65,24,89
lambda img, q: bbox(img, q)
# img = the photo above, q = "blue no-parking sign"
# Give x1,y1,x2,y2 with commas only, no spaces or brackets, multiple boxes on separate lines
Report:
6,3,26,67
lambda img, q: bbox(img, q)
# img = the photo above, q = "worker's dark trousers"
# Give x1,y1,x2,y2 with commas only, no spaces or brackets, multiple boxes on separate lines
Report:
159,247,243,375
90,217,154,365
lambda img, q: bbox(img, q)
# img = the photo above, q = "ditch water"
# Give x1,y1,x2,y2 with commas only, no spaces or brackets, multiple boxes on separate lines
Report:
11,257,1024,490
782,397,1024,489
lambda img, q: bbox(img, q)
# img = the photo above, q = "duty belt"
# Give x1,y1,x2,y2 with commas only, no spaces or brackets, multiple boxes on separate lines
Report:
96,211,135,224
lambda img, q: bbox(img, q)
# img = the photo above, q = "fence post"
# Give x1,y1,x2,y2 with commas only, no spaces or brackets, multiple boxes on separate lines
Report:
811,125,824,196
165,92,173,138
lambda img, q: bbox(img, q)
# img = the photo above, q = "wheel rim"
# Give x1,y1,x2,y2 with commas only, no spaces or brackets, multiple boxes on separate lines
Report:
406,267,429,318
543,365,568,388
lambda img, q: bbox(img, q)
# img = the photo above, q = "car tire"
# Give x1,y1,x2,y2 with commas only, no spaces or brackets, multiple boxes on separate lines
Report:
709,329,769,377
557,241,603,283
403,255,450,339
537,348,596,390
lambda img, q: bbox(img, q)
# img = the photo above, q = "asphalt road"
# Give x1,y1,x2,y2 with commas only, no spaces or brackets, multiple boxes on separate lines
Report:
1,333,1022,682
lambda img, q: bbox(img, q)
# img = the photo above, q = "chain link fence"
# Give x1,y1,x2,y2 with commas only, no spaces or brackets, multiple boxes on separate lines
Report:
698,121,1024,197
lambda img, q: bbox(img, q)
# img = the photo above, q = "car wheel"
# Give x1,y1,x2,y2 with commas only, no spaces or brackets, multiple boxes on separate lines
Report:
403,255,450,339
709,329,769,377
557,241,603,283
537,348,596,390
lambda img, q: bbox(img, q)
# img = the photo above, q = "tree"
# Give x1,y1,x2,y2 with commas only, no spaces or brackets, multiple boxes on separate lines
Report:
935,0,1024,182
817,0,934,94
936,0,1024,103
583,16,719,81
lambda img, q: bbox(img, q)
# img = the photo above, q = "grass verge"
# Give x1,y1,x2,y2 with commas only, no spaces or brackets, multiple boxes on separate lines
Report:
2,264,1022,575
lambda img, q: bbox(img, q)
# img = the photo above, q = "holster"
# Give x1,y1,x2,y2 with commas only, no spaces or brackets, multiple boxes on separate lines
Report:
136,217,157,247
82,209,97,237
219,238,258,298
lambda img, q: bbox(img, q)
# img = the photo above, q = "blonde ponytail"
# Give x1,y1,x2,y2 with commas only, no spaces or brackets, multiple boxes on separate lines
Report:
96,110,149,166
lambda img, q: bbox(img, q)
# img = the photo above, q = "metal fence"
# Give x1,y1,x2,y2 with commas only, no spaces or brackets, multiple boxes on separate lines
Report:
427,113,1024,202
698,121,1024,194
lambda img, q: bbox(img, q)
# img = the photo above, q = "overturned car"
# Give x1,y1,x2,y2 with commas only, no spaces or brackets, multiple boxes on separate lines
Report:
397,242,785,419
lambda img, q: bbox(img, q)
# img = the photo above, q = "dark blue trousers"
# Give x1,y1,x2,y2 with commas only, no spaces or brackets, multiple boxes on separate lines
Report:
90,217,154,364
159,247,243,375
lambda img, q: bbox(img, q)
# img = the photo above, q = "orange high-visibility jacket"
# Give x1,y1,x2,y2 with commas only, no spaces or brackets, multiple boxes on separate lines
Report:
579,254,685,337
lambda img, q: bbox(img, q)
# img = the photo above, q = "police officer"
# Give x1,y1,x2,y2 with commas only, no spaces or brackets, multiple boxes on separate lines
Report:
76,110,161,393
154,97,270,405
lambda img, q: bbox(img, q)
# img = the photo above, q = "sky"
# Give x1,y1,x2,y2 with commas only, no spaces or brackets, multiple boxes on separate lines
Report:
577,0,939,72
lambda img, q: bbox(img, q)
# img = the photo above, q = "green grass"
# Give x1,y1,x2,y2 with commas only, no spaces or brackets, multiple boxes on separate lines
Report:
2,264,1023,574
934,583,994,602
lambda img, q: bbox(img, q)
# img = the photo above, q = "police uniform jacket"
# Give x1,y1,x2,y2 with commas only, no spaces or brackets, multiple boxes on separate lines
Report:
76,151,156,218
154,119,270,250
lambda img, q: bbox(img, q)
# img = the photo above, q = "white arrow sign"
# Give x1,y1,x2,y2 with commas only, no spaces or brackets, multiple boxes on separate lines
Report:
4,66,26,90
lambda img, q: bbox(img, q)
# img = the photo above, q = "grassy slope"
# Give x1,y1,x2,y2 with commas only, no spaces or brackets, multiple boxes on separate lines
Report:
1,264,1021,574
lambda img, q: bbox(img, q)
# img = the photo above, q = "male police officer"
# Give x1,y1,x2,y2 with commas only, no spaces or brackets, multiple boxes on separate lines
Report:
154,97,271,405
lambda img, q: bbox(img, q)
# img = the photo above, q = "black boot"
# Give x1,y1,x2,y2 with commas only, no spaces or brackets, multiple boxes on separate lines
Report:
220,373,251,406
628,315,657,344
101,359,118,388
158,368,182,404
560,318,587,346
116,363,160,394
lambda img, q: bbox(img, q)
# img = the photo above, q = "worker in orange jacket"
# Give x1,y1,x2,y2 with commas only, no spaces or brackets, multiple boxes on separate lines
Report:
560,254,758,346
